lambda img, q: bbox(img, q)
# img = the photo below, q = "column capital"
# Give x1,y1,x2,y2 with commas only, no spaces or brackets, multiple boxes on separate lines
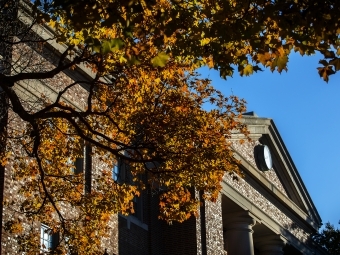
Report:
223,211,259,230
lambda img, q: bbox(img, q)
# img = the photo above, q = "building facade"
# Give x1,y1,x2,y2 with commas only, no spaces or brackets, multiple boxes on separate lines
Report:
0,3,328,254
114,112,328,255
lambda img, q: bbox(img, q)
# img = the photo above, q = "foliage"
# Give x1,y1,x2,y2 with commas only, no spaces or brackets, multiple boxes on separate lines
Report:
1,0,340,254
39,0,340,81
313,222,340,255
3,62,246,253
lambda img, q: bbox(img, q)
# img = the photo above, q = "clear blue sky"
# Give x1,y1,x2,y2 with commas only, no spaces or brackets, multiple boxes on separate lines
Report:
201,52,340,229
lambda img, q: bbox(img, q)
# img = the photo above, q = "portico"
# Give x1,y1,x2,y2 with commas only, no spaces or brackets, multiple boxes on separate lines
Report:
217,113,328,255
222,195,298,255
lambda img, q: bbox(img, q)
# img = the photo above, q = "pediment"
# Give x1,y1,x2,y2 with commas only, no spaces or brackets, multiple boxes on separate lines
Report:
230,113,322,230
231,140,289,198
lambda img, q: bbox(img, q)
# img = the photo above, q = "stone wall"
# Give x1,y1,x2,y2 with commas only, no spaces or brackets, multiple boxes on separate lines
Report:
224,173,310,243
2,39,120,254
231,140,288,196
12,42,89,112
228,139,311,244
2,110,39,254
204,196,224,255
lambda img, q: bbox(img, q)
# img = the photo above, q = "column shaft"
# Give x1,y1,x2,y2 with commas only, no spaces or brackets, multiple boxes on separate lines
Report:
255,235,286,255
224,212,256,255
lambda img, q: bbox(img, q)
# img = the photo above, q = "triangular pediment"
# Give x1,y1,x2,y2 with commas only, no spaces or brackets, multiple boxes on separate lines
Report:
231,140,290,198
230,113,322,230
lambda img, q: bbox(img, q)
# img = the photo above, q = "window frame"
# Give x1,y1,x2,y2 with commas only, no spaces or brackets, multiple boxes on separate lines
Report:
40,224,59,252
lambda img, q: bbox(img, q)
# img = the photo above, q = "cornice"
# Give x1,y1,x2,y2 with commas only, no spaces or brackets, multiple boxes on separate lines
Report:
233,149,319,231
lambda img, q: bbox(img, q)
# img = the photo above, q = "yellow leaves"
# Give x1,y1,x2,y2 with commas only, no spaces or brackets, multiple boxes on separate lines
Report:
4,219,24,234
200,38,211,46
1,151,11,166
5,5,252,251
159,187,199,223
100,212,111,221
256,52,272,66
205,56,214,68
254,46,289,73
47,19,56,28
136,96,143,103
240,64,253,76
6,1,340,252
43,0,340,81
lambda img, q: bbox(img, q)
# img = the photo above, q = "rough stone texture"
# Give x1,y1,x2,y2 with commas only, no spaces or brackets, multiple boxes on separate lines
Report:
204,196,225,255
2,111,35,255
263,167,287,196
2,167,20,255
195,192,225,255
231,140,288,196
12,42,89,112
102,215,119,255
2,42,118,254
2,23,318,255
230,139,311,242
195,191,203,255
223,173,310,243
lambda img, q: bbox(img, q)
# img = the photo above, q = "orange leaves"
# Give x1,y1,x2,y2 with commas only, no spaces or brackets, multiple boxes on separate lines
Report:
159,187,199,223
1,151,11,166
256,52,272,66
4,219,24,234
5,4,251,252
5,61,248,253
317,66,335,83
8,0,340,253
253,46,289,73
6,0,340,251
316,58,340,82
43,0,340,82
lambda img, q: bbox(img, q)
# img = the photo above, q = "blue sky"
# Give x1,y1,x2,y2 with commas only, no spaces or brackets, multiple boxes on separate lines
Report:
201,52,340,229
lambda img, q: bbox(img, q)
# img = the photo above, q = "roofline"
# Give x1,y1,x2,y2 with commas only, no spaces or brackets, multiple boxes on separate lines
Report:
268,119,322,226
236,116,322,227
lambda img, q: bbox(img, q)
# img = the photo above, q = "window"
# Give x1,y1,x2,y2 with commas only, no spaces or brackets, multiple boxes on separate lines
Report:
41,224,52,251
112,162,120,181
74,157,84,174
133,192,144,222
70,144,92,194
68,157,83,175
72,143,85,175
40,224,58,252
84,145,92,194
112,157,127,183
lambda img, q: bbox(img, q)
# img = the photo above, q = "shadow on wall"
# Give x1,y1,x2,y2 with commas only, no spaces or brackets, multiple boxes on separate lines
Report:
280,222,326,255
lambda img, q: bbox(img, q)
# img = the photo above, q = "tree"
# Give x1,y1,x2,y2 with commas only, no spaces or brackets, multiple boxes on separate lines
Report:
313,222,340,255
1,1,248,254
0,0,340,254
45,0,340,81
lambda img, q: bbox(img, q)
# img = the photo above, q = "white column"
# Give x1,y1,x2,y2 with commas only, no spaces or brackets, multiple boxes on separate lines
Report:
255,235,286,255
223,212,256,255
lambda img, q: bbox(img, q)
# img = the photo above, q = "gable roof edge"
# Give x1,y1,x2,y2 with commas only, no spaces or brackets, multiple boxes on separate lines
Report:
268,119,322,228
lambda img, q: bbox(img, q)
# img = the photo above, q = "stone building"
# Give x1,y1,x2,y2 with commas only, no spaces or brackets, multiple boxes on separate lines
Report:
0,2,328,254
116,112,328,255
